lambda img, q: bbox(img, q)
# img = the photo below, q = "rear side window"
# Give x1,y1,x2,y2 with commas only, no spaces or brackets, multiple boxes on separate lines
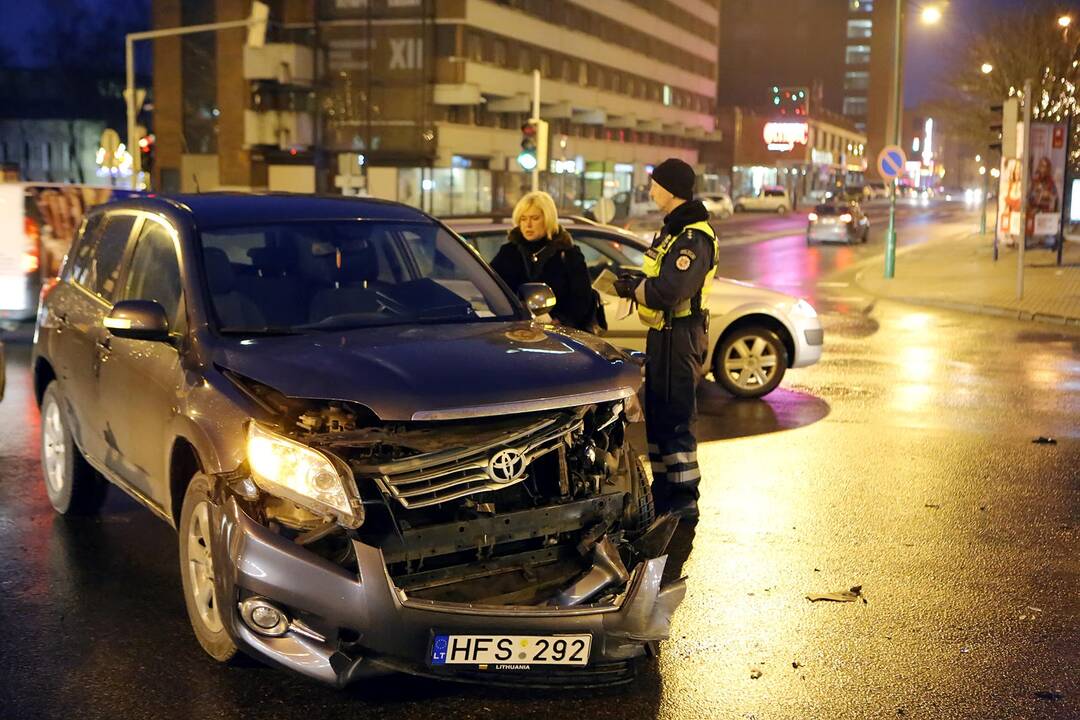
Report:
123,219,184,331
71,213,136,301
765,189,785,197
66,214,103,282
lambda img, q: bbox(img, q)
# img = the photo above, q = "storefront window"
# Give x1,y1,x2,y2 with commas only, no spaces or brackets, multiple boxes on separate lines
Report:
845,45,871,65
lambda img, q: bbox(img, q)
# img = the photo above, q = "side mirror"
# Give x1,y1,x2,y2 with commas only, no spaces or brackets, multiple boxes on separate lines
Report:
519,283,557,315
104,300,171,342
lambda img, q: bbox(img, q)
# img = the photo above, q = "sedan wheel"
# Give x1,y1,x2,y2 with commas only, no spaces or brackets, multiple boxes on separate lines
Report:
179,473,238,662
714,327,788,398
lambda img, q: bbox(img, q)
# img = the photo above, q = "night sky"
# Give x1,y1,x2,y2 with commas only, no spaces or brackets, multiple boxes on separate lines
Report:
0,0,1059,109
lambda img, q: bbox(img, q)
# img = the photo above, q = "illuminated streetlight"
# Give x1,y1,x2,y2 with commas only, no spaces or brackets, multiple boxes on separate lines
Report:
981,62,994,74
990,167,1000,178
979,166,987,175
1059,15,1072,28
921,5,943,24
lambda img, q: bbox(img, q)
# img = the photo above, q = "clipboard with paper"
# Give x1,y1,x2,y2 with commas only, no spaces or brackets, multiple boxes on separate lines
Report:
593,268,638,321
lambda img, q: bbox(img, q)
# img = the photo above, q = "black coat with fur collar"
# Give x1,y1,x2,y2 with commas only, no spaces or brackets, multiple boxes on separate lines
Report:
489,225,595,331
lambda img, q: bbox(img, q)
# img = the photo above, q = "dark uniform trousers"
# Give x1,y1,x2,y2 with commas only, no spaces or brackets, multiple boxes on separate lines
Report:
645,313,708,502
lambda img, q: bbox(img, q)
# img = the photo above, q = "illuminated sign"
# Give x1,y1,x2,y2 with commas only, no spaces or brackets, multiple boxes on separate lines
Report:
763,122,809,152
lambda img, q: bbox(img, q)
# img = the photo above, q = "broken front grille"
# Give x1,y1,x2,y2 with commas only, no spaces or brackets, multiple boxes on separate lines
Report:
367,413,583,509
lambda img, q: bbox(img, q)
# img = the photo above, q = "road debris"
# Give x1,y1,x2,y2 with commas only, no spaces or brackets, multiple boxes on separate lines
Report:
750,668,763,679
1032,436,1057,445
924,503,941,509
806,585,866,603
1035,690,1063,701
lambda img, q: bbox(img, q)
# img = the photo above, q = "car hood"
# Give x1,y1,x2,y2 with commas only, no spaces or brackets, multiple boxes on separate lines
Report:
214,321,640,421
708,276,798,309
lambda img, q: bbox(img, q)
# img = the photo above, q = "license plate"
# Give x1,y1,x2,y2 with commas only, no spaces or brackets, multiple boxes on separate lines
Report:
430,634,592,666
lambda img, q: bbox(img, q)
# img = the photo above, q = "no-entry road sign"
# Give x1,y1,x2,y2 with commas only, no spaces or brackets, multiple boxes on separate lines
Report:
877,145,907,179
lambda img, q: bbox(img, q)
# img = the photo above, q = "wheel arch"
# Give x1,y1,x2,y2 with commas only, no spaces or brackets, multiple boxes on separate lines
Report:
169,436,205,528
33,356,57,407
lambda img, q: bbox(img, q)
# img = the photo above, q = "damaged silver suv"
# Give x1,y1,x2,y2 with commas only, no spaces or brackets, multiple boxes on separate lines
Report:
31,194,685,687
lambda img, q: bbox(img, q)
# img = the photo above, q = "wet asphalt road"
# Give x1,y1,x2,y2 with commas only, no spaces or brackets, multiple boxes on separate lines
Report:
0,204,1077,719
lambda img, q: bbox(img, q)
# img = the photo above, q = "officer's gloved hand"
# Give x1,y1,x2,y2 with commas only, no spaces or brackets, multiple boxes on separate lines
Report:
612,275,640,300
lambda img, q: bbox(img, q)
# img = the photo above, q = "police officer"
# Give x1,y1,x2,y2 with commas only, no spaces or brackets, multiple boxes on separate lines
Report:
613,159,717,521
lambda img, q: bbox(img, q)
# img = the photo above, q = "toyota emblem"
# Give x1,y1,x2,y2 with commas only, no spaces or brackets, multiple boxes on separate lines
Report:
487,449,527,484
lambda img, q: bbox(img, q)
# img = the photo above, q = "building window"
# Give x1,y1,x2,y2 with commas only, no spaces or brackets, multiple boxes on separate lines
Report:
467,32,482,62
845,45,871,65
493,38,507,65
847,20,872,39
843,96,868,117
855,122,867,133
844,71,870,91
662,84,672,106
849,0,873,11
578,61,588,86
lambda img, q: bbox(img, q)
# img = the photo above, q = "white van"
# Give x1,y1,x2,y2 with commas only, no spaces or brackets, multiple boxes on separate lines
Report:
0,183,138,321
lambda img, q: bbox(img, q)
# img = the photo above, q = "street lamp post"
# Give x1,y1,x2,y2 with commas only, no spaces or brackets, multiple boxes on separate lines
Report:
884,0,907,279
124,3,269,190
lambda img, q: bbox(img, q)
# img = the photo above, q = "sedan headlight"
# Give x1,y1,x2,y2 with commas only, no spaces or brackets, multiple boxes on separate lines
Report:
246,422,361,527
793,298,818,319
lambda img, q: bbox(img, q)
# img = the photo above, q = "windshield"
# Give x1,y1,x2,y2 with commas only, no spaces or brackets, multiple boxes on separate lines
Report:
199,221,518,333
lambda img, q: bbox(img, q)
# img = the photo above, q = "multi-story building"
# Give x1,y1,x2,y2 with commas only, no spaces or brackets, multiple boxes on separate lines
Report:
718,0,897,179
710,105,867,204
151,0,722,214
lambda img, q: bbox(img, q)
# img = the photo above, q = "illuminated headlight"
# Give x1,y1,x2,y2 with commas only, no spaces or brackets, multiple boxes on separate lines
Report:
793,298,818,319
246,422,361,527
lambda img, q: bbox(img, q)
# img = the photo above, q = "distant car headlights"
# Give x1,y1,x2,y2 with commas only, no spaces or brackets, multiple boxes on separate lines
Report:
839,213,853,223
793,298,818,319
246,422,361,527
807,212,818,222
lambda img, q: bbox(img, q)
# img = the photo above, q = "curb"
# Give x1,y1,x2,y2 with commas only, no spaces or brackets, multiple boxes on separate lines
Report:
890,297,1080,328
845,229,1080,329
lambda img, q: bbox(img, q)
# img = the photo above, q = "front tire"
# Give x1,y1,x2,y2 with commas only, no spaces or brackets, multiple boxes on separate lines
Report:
621,452,656,539
40,382,107,515
776,205,788,215
713,327,789,398
734,204,745,213
179,473,238,663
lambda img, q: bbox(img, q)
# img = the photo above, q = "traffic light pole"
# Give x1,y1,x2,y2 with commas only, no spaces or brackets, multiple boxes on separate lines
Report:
884,0,904,279
531,69,541,192
123,4,269,190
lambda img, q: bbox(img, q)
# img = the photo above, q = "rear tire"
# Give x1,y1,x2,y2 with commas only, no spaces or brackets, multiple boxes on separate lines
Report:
734,204,745,213
713,326,788,398
179,473,238,663
776,206,788,215
40,382,108,515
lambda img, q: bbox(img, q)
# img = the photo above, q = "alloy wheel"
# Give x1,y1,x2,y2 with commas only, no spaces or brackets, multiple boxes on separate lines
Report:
186,501,223,633
723,336,779,390
42,400,67,495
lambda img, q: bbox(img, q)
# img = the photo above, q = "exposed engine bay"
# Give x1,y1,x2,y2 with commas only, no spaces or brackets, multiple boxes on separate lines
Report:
228,378,678,610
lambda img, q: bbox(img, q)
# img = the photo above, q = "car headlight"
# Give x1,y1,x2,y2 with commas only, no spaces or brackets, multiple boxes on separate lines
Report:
793,298,818,319
246,422,361,527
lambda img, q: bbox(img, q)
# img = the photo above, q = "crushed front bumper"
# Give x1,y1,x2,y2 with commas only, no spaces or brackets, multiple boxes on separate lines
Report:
210,497,686,687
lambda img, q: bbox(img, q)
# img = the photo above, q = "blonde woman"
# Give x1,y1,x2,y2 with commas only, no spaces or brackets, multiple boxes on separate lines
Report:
490,191,598,331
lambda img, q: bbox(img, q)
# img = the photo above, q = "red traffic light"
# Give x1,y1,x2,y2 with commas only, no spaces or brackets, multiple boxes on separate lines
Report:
521,123,537,136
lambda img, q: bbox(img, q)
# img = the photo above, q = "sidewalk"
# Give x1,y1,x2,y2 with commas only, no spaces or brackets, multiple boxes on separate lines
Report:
855,232,1080,326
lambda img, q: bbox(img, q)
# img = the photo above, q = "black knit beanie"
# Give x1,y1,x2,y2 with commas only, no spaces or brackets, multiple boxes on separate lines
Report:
650,158,695,200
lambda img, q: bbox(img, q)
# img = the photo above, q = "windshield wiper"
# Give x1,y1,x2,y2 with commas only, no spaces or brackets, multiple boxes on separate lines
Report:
218,326,304,336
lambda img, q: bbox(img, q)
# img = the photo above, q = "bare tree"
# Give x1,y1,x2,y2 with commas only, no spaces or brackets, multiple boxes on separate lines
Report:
928,1,1079,167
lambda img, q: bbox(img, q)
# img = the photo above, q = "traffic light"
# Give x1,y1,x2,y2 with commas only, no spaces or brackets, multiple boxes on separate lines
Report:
989,98,1018,156
518,118,548,171
771,86,809,117
138,132,156,173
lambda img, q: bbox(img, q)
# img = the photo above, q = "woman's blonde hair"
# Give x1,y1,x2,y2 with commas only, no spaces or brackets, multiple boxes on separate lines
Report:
512,191,559,238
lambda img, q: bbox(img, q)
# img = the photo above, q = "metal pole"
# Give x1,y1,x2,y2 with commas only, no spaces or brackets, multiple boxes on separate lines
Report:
980,167,988,234
125,36,137,190
531,69,540,193
1018,79,1032,300
884,0,904,279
